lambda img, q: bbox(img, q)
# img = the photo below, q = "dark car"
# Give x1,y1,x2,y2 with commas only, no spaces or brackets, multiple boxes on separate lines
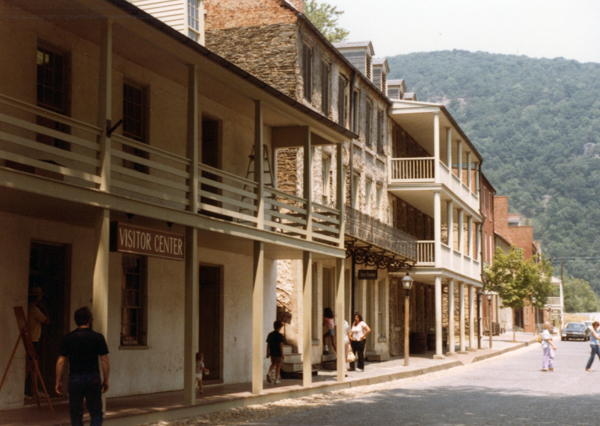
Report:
561,322,591,341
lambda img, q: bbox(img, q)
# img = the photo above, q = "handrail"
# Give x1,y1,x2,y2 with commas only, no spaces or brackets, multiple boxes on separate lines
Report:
113,134,190,164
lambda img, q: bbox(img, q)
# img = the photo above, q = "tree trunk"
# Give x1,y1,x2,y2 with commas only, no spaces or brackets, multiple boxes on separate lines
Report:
512,308,516,342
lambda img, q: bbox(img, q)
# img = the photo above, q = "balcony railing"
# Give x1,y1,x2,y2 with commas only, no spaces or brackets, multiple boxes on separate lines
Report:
345,205,416,261
0,94,342,246
416,240,481,280
547,297,562,306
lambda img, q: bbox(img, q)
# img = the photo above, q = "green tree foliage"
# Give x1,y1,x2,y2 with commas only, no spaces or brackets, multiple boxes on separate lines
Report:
563,278,600,313
486,246,554,340
304,0,349,43
387,50,600,296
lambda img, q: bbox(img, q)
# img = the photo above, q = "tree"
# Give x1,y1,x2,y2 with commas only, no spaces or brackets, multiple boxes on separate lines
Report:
563,278,600,313
304,0,349,43
485,246,554,341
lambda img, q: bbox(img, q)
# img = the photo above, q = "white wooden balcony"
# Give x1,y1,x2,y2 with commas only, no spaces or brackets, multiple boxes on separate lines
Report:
547,296,562,307
389,157,479,213
416,240,481,281
0,93,342,247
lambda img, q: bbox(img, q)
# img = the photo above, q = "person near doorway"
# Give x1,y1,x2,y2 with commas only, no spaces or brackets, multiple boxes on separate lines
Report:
26,286,49,397
195,352,210,394
343,319,350,377
541,322,557,372
322,307,336,354
586,321,600,372
266,320,285,384
349,312,371,372
55,307,110,426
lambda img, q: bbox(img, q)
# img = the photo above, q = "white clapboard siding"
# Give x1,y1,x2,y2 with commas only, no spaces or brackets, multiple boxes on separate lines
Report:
128,0,187,34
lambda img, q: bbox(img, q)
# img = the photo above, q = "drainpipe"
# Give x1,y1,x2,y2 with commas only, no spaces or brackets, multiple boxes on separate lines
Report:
349,70,357,317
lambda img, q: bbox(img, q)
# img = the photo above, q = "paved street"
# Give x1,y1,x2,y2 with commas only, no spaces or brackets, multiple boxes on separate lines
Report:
245,339,600,426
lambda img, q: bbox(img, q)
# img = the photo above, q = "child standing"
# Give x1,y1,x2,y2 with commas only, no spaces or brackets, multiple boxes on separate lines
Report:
322,307,336,353
196,352,209,394
266,320,285,384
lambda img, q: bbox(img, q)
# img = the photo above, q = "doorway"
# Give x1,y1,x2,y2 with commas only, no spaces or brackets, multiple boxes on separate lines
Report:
198,265,223,381
28,242,70,397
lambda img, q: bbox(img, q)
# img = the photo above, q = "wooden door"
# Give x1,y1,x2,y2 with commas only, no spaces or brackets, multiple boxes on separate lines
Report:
198,265,222,381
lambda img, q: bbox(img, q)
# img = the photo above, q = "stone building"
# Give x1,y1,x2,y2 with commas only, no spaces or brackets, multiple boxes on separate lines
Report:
0,0,353,411
203,0,418,368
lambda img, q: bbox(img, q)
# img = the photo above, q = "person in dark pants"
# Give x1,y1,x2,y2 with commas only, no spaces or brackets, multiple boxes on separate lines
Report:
349,312,371,372
55,307,110,426
586,321,600,371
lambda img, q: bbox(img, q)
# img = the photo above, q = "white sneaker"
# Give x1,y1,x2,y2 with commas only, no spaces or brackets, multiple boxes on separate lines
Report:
275,379,281,384
356,368,363,372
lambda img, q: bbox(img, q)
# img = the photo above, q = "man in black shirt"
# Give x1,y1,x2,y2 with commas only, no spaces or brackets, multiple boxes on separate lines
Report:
265,320,285,384
55,306,109,426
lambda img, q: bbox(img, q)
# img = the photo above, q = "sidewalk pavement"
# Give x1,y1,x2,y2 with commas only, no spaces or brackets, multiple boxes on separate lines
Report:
0,332,537,426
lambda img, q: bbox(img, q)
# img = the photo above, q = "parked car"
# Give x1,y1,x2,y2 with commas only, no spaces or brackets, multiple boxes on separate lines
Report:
561,322,591,341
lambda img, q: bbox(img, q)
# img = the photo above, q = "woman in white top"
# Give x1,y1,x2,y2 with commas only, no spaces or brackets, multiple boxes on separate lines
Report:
343,320,350,376
349,312,371,372
541,322,557,372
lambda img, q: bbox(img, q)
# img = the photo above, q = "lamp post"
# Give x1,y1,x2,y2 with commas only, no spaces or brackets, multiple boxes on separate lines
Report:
486,293,493,349
532,296,537,334
402,272,414,367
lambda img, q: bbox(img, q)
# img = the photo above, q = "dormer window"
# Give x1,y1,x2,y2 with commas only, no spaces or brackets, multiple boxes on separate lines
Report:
372,58,389,94
187,0,201,42
365,54,371,80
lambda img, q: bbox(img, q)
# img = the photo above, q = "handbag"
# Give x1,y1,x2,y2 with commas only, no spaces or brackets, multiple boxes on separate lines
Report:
347,348,356,363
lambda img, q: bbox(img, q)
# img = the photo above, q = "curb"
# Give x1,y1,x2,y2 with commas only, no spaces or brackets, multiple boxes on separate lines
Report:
471,339,538,363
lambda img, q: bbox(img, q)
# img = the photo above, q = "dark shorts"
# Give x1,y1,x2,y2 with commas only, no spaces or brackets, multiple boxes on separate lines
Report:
270,356,283,365
328,329,335,336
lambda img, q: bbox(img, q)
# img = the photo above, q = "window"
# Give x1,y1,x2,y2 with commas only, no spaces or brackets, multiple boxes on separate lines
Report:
365,179,372,213
338,75,347,126
187,0,201,42
322,155,331,205
303,42,312,102
321,59,330,115
365,99,372,148
36,46,70,150
123,82,149,173
373,68,382,89
121,255,147,346
352,90,360,133
376,109,384,155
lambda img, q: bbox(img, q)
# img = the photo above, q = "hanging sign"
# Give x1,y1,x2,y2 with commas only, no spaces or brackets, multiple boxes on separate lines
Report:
110,222,185,260
358,269,378,280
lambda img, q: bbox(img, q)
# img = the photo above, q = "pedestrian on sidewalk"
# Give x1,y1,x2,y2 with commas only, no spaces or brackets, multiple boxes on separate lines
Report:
322,308,336,354
55,306,110,426
541,322,557,372
343,319,350,377
266,321,285,384
195,352,209,394
585,321,600,372
349,312,370,372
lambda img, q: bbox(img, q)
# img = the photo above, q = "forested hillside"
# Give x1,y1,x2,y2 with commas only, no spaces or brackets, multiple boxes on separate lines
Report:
387,50,600,294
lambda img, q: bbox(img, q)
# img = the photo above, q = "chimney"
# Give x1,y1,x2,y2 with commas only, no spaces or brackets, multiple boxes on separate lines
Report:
288,0,304,13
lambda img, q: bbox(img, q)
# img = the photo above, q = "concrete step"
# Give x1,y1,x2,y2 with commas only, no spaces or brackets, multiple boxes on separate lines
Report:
283,345,294,355
284,353,302,364
320,360,338,371
281,362,303,373
321,353,337,362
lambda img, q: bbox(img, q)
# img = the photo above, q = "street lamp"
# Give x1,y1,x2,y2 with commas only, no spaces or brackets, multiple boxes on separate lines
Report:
486,293,493,349
402,272,414,367
532,296,537,334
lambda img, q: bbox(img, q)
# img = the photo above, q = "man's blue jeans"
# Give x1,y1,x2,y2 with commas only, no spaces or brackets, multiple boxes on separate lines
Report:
68,372,103,426
586,345,600,370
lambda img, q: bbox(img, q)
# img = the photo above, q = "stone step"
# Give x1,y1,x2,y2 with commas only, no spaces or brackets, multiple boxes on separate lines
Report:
321,353,337,362
281,362,303,373
283,345,294,355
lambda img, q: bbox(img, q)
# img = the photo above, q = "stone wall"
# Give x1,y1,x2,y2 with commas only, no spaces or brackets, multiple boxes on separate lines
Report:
206,24,299,99
204,0,297,30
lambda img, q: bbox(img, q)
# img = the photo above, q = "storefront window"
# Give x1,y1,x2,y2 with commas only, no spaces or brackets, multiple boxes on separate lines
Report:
121,255,147,346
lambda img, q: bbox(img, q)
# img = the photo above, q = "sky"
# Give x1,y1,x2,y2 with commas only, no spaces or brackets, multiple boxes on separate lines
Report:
324,0,600,64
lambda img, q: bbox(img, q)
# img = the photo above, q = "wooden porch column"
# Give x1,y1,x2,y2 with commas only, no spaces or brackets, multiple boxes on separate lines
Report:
336,142,345,248
466,152,472,191
252,241,265,394
469,285,476,351
92,208,110,410
447,200,454,267
476,223,482,262
448,279,456,355
255,101,265,230
302,127,313,240
457,209,464,256
433,191,441,268
433,112,440,181
434,275,444,359
183,64,200,405
458,282,466,353
445,127,452,169
302,251,313,387
335,257,345,381
183,227,198,403
456,140,463,183
97,18,112,191
467,216,474,259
